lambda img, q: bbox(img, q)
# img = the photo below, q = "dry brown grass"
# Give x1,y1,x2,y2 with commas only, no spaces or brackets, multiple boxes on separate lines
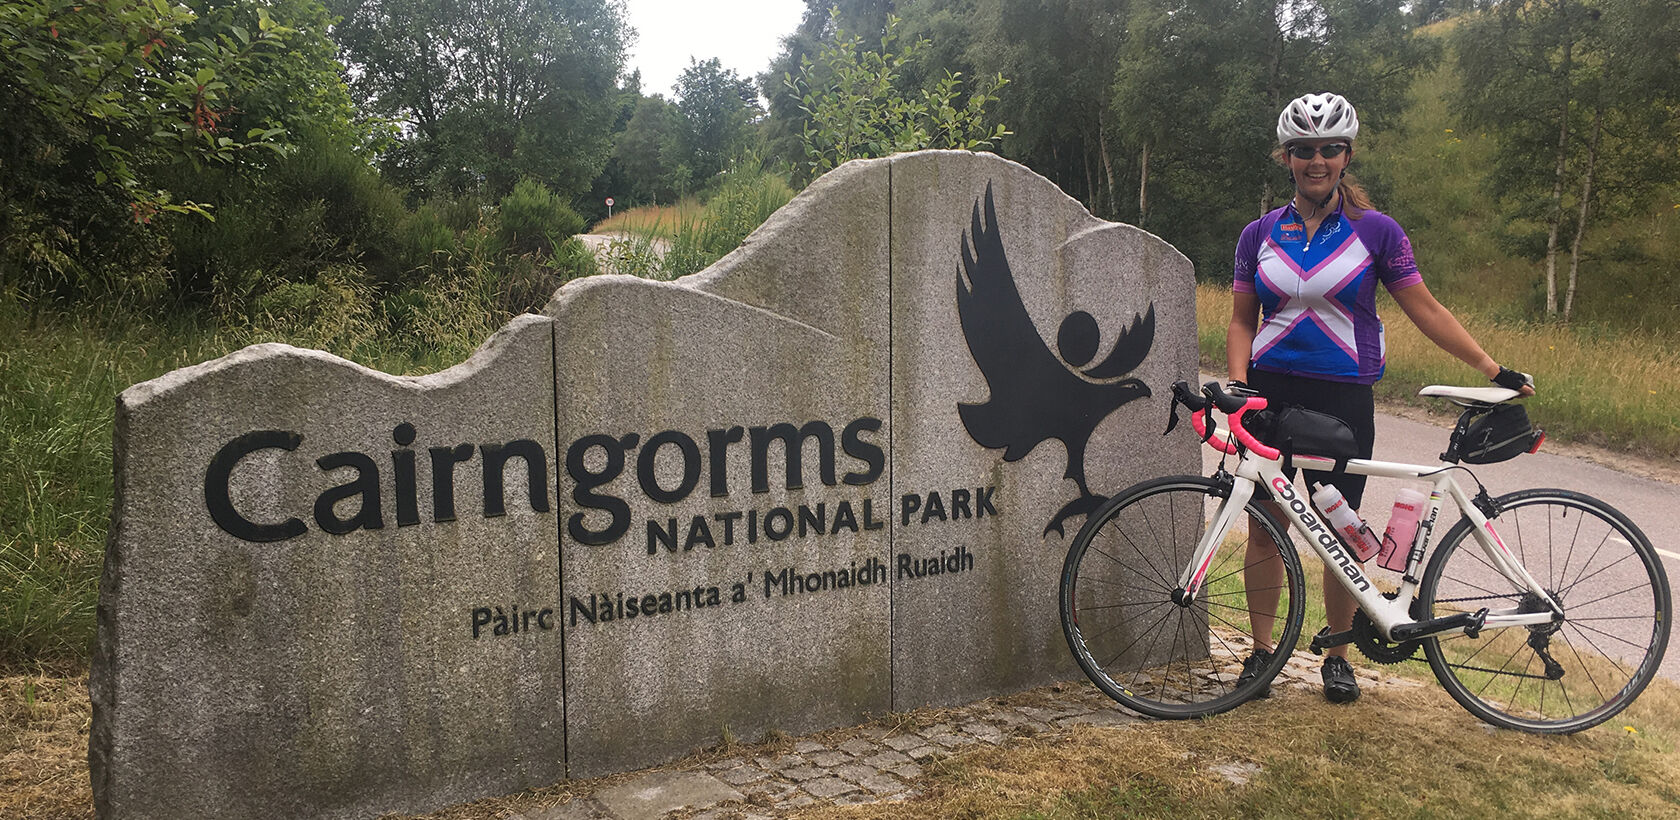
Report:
1,668,93,820
12,664,1679,819
798,676,1680,819
591,199,708,238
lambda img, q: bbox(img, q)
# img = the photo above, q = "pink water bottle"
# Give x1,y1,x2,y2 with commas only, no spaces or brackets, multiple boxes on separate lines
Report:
1311,483,1381,562
1379,488,1428,572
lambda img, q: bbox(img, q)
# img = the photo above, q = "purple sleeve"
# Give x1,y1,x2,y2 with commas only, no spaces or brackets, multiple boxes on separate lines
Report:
1358,213,1423,291
1233,219,1264,294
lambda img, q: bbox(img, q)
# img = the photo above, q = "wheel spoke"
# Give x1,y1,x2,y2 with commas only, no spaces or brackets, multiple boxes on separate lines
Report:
1559,549,1639,599
1421,492,1667,731
1566,619,1657,653
1564,580,1654,612
1079,559,1174,596
1097,603,1173,678
1061,481,1304,718
1557,629,1614,707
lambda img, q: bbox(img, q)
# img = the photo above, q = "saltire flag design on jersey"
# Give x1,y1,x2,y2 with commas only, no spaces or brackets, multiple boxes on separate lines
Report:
1234,204,1422,384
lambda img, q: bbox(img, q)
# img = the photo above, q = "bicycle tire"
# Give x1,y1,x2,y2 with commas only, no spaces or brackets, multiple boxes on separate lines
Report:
1418,488,1671,733
1060,475,1305,718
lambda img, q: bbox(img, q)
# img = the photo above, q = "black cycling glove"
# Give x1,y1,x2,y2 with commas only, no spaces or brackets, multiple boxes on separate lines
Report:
1492,366,1532,391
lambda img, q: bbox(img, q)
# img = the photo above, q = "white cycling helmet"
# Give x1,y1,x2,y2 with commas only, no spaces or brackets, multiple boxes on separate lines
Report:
1276,93,1359,145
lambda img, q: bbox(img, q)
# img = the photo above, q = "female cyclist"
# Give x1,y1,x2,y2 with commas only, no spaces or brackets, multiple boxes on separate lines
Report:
1228,92,1535,703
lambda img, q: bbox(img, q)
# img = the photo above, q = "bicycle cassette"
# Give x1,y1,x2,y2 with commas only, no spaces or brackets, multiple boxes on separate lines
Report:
1352,611,1421,665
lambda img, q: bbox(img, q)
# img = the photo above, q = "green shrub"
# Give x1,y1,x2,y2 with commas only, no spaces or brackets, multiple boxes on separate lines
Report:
497,178,586,256
243,263,383,354
161,136,413,315
397,203,459,270
549,237,600,286
493,244,598,316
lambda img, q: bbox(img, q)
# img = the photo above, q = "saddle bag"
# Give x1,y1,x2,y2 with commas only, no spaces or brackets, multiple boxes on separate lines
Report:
1247,404,1359,469
1458,403,1542,464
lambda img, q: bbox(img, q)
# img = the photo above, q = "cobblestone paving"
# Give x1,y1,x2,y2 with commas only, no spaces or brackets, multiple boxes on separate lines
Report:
515,643,1420,820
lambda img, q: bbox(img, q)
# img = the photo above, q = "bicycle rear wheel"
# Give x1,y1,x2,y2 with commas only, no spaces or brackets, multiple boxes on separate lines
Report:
1060,475,1304,718
1419,489,1671,733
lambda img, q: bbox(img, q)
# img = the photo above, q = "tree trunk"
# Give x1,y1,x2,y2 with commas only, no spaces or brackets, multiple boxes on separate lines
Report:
1565,103,1603,322
1083,144,1096,211
1099,113,1118,219
1137,142,1150,226
1543,28,1574,318
1262,0,1283,219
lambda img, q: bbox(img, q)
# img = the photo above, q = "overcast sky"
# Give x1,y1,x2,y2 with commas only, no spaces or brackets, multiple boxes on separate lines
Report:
623,0,807,98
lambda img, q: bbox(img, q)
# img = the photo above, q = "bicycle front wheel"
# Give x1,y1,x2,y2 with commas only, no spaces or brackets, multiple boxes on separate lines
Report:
1419,489,1671,733
1060,475,1305,718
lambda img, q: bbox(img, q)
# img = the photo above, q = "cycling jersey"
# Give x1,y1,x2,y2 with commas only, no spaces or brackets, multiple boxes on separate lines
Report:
1233,203,1423,384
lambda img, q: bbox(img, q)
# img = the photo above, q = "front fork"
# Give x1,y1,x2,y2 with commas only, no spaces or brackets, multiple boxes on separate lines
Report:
1178,471,1252,600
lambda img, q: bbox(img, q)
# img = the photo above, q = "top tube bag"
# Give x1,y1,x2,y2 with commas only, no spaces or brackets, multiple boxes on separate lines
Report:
1247,403,1359,470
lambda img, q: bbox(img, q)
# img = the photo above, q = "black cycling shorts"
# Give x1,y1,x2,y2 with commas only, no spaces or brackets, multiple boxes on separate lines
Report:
1247,368,1376,510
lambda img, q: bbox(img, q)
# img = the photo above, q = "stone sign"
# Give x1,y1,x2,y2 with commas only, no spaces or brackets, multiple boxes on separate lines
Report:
91,150,1198,818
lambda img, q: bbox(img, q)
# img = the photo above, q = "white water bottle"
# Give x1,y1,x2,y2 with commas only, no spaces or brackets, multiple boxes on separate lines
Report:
1379,488,1428,572
1311,483,1381,562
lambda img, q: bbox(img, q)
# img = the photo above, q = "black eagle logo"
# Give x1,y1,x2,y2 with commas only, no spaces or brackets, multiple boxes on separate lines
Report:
956,182,1155,537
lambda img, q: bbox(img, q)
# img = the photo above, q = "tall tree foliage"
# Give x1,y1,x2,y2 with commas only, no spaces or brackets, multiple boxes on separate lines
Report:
1106,0,1431,275
1455,0,1680,319
760,2,1429,277
940,0,1128,217
761,0,898,165
672,58,762,183
332,0,630,201
1,0,353,302
785,10,1009,178
613,95,692,204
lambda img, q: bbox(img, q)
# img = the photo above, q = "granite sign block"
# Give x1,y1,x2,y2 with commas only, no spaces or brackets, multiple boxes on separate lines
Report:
886,151,1199,707
92,151,1197,817
92,317,563,818
549,179,893,776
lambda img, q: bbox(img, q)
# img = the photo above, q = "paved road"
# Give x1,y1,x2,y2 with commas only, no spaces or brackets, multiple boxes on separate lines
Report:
1203,400,1680,683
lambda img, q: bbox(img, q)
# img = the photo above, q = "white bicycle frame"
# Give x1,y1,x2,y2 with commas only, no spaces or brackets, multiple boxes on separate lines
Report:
1182,415,1563,642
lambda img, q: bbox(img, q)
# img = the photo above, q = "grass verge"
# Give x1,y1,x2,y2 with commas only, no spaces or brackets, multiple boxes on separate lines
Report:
9,664,1677,819
799,676,1680,819
0,304,482,667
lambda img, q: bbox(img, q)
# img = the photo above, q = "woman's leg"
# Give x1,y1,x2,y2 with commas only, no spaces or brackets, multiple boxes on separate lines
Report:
1321,563,1356,659
1244,503,1284,651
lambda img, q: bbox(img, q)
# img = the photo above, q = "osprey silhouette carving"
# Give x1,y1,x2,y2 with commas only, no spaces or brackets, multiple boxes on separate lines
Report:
955,183,1155,537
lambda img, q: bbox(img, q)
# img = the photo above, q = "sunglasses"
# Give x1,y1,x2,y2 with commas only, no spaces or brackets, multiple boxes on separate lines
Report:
1287,143,1350,160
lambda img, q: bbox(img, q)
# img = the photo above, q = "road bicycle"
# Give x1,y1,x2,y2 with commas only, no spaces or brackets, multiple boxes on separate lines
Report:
1059,380,1670,733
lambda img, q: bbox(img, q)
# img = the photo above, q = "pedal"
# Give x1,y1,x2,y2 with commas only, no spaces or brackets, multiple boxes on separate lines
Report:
1308,626,1354,655
1463,608,1489,639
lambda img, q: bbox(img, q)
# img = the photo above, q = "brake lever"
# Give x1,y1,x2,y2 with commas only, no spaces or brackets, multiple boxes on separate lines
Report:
1164,380,1202,436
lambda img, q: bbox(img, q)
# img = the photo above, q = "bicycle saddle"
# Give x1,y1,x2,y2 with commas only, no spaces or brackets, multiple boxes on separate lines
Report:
1419,385,1521,406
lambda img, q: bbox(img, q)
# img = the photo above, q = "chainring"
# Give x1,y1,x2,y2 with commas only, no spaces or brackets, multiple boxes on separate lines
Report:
1352,611,1421,665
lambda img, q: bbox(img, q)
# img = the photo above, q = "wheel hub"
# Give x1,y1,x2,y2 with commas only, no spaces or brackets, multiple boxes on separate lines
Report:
1520,589,1564,637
